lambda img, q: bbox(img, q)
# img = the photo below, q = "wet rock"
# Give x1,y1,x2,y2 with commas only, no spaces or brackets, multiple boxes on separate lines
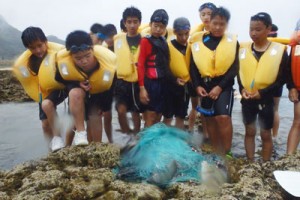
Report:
0,69,31,103
0,191,10,200
46,142,120,168
1,141,300,199
165,182,219,199
109,180,165,200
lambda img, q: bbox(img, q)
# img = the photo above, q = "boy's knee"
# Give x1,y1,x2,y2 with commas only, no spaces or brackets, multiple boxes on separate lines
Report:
69,88,85,102
41,99,54,112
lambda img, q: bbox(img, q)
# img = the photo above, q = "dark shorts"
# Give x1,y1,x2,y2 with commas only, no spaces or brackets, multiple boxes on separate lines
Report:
85,86,114,117
114,79,144,113
273,85,284,97
241,99,274,130
187,81,197,97
200,87,234,117
163,83,189,119
144,78,164,113
39,90,68,120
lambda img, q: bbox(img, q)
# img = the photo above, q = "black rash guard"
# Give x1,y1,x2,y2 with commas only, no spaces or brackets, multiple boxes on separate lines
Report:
190,33,239,91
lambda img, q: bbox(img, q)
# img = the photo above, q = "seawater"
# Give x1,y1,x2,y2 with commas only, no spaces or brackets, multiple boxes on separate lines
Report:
0,88,296,170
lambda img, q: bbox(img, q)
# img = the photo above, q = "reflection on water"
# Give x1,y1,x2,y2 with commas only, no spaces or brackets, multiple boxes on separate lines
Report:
0,88,296,170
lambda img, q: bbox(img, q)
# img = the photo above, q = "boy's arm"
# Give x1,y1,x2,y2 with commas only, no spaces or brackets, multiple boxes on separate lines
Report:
137,38,151,87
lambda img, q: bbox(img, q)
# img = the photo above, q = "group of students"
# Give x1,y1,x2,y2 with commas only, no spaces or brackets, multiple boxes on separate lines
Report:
13,3,300,162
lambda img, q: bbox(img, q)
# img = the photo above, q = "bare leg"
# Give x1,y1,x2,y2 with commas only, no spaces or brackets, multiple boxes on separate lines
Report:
87,113,103,142
244,123,256,161
175,117,185,130
163,116,172,126
215,115,233,154
131,112,141,134
41,119,53,142
260,128,273,161
65,130,74,146
42,99,59,136
188,97,199,132
117,104,130,133
287,102,300,154
206,117,220,152
103,111,113,143
272,97,280,138
144,110,159,128
69,88,86,132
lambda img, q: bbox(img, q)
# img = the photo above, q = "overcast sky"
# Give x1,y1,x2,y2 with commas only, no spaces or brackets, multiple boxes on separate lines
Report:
0,0,299,41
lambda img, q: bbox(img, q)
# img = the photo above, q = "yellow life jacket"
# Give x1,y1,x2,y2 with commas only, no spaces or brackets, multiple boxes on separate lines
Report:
268,37,291,45
140,27,176,42
239,42,285,92
190,32,237,78
57,45,116,94
168,41,190,82
138,23,150,33
190,23,205,36
114,33,140,82
12,42,64,102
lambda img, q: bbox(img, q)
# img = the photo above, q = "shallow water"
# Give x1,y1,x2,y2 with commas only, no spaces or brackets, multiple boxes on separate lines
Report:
0,88,297,170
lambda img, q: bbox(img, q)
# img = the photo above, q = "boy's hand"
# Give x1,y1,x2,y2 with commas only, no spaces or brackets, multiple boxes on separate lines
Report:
176,78,185,86
241,89,251,99
289,88,299,103
250,91,261,100
208,86,222,100
196,86,208,97
80,80,91,91
139,87,150,105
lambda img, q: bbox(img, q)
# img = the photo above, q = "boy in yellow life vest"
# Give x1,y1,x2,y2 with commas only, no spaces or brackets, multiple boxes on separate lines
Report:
55,30,116,145
89,23,105,46
238,13,288,161
13,27,67,152
114,6,144,134
286,18,300,154
190,2,217,36
189,7,238,156
188,2,217,136
103,24,117,52
89,24,115,143
162,17,191,129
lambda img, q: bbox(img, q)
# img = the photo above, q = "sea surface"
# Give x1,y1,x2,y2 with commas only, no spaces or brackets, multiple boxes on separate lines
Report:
0,87,297,170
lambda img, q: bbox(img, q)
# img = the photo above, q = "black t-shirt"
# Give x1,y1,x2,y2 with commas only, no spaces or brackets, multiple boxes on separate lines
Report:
127,34,141,54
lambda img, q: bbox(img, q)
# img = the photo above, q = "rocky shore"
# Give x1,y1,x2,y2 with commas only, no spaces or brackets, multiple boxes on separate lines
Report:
0,142,299,199
1,69,299,199
0,68,31,103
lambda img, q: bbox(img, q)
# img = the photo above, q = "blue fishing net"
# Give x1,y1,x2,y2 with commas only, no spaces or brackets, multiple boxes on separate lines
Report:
115,123,225,188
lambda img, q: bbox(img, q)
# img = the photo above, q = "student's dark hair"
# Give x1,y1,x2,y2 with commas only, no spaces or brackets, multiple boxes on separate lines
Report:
150,9,169,25
21,26,47,48
211,7,231,22
120,19,127,32
268,24,278,37
122,6,142,22
90,23,104,34
199,2,217,12
250,12,272,28
65,30,93,51
102,24,117,37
